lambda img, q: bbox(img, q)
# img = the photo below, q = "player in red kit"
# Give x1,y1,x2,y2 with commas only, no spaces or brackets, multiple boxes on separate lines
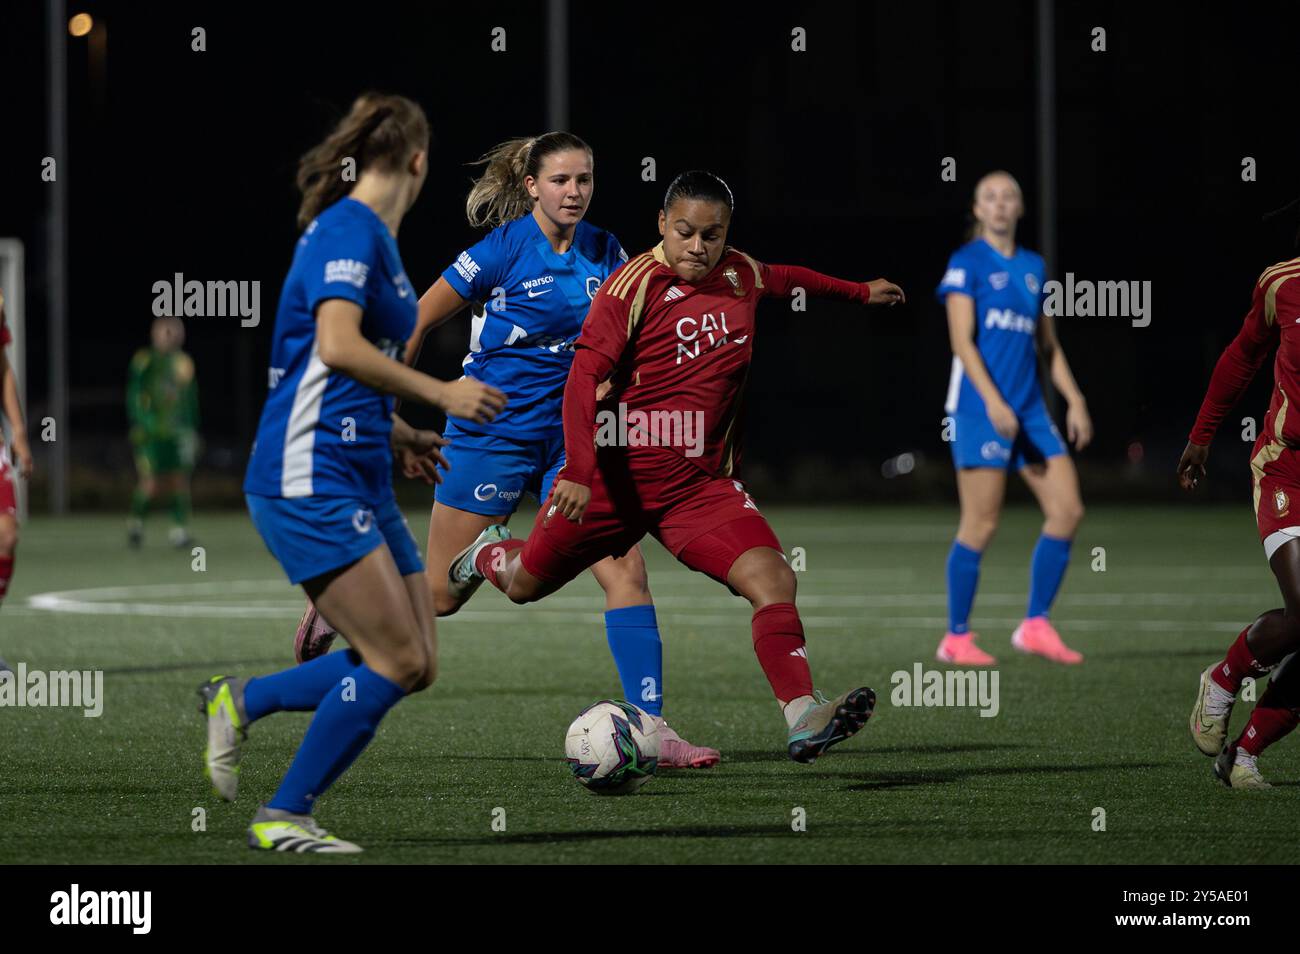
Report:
1180,255,1300,788
0,289,32,674
449,171,906,762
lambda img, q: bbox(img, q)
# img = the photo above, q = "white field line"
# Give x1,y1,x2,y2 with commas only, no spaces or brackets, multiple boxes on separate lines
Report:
20,579,1263,632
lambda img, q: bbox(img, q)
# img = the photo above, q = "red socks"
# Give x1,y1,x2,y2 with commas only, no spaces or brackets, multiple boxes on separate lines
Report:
0,555,13,602
474,538,524,589
1236,684,1300,756
1211,628,1267,693
752,602,813,703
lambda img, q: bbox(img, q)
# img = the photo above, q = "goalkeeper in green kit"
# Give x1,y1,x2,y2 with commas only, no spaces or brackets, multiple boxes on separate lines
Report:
127,316,199,547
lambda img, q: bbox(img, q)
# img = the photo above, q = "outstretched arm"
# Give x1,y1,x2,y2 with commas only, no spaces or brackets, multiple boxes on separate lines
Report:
762,264,904,306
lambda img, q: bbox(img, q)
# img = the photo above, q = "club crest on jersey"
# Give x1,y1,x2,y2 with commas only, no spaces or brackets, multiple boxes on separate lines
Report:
1025,274,1040,295
1276,490,1290,517
723,266,744,296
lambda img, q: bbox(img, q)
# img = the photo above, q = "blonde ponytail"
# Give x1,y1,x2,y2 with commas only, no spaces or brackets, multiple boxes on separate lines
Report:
464,131,593,229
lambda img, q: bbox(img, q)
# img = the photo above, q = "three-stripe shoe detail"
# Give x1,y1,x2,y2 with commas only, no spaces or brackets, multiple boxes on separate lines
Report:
247,807,363,854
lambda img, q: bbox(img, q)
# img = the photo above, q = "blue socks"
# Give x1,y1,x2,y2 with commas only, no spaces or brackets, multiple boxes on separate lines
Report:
243,649,361,723
268,663,406,815
604,604,663,716
1027,534,1073,619
945,541,982,635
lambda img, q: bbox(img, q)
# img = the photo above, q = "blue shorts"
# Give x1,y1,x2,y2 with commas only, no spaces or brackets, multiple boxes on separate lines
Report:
950,402,1067,470
246,492,424,585
434,420,566,517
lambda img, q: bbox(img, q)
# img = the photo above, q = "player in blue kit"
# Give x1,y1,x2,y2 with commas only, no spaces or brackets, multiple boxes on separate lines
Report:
293,132,720,768
935,171,1092,666
197,93,506,853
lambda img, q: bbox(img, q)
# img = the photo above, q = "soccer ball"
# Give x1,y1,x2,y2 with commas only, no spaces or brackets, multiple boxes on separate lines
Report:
564,700,660,795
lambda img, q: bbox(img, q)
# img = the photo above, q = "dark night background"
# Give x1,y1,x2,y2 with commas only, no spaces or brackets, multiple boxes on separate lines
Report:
3,0,1299,508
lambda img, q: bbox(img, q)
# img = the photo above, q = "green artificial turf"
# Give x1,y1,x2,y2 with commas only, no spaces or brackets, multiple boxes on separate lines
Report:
1,504,1296,864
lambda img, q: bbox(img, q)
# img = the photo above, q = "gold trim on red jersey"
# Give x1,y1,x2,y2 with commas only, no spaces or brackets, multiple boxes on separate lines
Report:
626,269,658,340
1262,263,1300,328
1253,440,1288,517
608,253,659,301
1259,256,1300,288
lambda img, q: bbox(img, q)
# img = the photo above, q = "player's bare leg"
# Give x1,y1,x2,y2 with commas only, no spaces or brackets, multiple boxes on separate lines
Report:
723,545,875,763
1013,456,1084,664
939,467,1005,665
427,502,503,617
593,547,720,768
589,548,652,612
1255,540,1300,662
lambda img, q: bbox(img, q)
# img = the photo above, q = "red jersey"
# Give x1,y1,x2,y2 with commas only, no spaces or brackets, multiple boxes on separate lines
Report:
561,243,870,485
1191,257,1300,448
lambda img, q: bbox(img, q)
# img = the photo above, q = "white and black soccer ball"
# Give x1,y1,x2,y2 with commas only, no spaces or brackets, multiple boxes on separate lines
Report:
564,700,660,795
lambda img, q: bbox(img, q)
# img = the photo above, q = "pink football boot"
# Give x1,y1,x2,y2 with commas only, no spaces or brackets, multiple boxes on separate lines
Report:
654,718,721,769
936,631,996,666
294,600,338,664
1011,616,1083,664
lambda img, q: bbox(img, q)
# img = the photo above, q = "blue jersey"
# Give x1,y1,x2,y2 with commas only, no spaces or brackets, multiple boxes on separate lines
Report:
441,214,626,438
244,197,417,500
936,238,1046,415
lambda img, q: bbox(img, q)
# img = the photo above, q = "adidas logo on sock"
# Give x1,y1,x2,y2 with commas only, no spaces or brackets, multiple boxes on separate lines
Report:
789,647,807,659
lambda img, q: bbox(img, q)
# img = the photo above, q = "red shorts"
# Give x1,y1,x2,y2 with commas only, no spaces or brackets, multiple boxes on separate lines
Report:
520,446,782,586
0,456,14,518
1250,436,1300,544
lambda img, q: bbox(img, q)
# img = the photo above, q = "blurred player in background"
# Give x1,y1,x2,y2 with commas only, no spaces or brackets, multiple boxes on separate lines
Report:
0,289,32,674
199,93,505,853
127,316,199,548
935,170,1091,667
294,133,720,768
452,170,906,762
1182,252,1300,789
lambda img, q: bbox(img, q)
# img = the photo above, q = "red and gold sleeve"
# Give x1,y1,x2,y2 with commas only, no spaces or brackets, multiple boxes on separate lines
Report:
760,262,872,304
1189,278,1277,445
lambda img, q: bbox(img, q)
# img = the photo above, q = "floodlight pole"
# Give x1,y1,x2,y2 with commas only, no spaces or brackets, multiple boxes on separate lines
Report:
1035,0,1057,278
546,0,569,132
46,0,70,514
